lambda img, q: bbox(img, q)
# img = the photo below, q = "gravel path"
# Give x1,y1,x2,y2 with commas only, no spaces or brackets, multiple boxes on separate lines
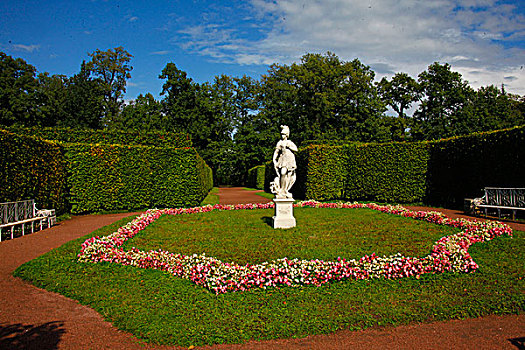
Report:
0,190,523,349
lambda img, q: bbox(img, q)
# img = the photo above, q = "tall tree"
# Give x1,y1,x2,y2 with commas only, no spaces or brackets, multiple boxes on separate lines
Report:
413,62,474,140
36,72,69,127
204,75,265,185
61,61,105,129
159,62,198,132
470,85,525,131
85,47,133,125
111,93,164,131
193,75,239,184
230,76,269,184
377,72,420,140
0,52,39,126
260,52,386,145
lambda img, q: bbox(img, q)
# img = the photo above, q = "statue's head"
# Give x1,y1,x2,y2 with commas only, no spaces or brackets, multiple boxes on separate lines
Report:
280,125,290,138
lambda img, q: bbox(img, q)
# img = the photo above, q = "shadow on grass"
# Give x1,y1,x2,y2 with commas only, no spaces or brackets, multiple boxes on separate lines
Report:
261,216,273,227
0,321,65,350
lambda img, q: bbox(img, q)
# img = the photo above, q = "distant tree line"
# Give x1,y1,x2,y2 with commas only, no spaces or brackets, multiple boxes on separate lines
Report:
1,49,524,184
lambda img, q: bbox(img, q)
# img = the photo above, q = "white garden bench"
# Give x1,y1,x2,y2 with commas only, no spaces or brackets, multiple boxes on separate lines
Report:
472,187,525,220
0,200,56,242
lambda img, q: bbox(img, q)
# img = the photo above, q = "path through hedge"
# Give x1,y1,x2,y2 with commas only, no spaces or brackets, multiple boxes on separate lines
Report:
0,189,523,349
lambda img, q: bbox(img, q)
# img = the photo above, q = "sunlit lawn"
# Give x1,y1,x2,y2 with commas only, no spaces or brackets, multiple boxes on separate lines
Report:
14,207,524,347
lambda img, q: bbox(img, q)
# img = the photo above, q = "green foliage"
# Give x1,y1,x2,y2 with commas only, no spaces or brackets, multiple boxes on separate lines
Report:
343,142,430,203
35,73,69,127
200,187,219,206
85,47,133,124
1,128,210,214
159,66,250,185
378,73,420,120
0,129,67,212
296,145,347,201
426,125,525,208
0,52,109,130
247,165,266,189
259,52,387,145
64,143,212,213
109,93,163,131
7,126,192,148
413,62,475,140
377,72,421,140
4,50,524,188
0,52,39,127
298,126,524,206
28,63,106,129
60,62,106,129
469,85,525,132
13,212,525,347
264,161,275,193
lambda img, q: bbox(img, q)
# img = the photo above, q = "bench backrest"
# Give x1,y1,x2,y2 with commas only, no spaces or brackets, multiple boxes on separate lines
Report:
484,188,525,208
0,200,36,224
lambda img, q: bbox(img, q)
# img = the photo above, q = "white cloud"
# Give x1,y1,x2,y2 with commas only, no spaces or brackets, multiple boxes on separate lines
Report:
150,50,171,55
11,44,40,53
128,16,139,22
175,0,525,94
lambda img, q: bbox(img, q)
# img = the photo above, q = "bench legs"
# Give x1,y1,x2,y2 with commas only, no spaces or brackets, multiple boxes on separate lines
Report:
0,218,54,242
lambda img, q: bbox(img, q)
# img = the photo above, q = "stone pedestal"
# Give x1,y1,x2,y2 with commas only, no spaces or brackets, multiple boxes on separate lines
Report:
272,198,296,229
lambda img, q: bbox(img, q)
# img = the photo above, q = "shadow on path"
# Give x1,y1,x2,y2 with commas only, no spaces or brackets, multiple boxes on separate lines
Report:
0,322,65,350
509,336,525,350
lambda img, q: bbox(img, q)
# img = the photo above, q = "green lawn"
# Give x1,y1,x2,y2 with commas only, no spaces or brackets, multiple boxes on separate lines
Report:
123,208,459,265
13,207,525,347
200,187,220,206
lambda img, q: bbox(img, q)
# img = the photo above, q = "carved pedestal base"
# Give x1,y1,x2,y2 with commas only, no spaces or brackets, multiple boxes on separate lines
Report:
272,198,296,229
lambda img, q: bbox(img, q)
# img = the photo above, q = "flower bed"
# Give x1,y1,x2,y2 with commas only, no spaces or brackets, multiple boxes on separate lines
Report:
78,202,512,294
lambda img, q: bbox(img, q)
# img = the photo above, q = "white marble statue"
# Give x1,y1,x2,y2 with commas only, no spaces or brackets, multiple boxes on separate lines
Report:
271,125,298,199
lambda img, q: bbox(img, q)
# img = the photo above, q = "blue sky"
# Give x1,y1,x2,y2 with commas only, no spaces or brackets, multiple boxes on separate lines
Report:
1,0,524,99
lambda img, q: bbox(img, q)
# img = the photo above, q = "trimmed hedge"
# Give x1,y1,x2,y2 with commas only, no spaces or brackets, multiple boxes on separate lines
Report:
247,165,266,190
297,145,347,201
426,126,525,208
7,126,192,148
1,128,212,214
344,142,430,203
295,125,524,207
64,143,212,214
0,129,67,213
264,161,275,194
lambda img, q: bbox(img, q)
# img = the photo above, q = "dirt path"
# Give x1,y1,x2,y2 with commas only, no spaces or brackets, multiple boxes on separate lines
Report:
0,192,523,349
405,205,525,232
0,212,174,350
218,187,272,205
